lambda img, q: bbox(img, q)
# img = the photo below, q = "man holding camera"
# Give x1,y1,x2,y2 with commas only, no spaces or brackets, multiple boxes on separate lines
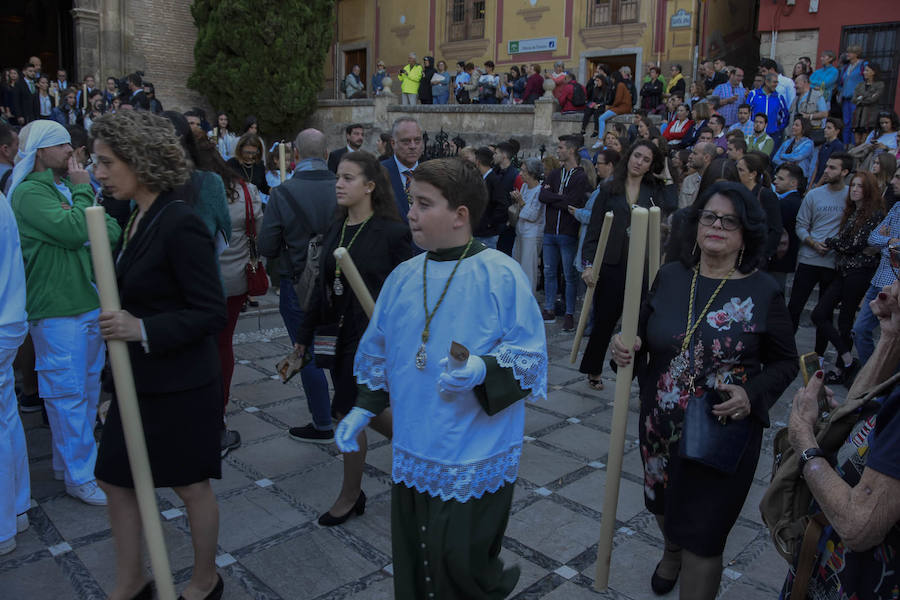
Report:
398,53,423,106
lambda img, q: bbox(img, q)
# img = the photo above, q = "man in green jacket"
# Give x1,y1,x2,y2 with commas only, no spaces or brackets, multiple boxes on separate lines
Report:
398,52,423,106
8,120,121,506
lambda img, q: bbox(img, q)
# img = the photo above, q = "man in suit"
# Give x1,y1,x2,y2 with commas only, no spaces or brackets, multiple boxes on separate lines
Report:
381,116,424,222
75,75,96,110
13,63,38,125
258,128,335,444
327,123,364,173
8,120,122,506
55,69,68,90
472,146,508,249
125,73,149,110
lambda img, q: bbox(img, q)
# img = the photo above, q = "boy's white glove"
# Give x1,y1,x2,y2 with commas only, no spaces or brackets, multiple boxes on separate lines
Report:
438,355,487,393
335,407,375,452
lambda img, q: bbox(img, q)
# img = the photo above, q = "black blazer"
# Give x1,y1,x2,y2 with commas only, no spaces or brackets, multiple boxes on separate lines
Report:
583,180,678,267
115,187,227,394
474,169,509,238
381,157,411,222
327,147,349,173
13,79,38,123
298,215,412,349
128,89,150,110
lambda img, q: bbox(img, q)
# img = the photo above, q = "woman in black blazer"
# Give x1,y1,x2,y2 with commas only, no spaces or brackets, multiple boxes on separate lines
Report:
296,151,412,526
578,140,677,390
92,110,227,600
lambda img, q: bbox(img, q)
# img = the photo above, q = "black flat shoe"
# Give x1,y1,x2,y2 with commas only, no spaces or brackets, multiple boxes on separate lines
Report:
178,574,224,600
130,582,153,600
650,561,679,595
318,491,366,526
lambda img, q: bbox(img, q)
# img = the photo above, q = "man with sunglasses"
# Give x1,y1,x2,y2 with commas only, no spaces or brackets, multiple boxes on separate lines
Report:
788,153,853,353
852,166,900,366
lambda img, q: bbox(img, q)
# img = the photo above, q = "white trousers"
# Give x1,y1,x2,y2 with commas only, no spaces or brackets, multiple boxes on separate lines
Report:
0,326,29,542
30,309,104,486
513,235,542,297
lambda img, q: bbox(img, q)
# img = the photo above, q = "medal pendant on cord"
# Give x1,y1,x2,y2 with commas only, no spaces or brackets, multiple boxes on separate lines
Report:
415,343,427,369
333,277,344,296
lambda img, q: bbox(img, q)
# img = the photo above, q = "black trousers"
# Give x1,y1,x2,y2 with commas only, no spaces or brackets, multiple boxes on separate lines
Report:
579,261,626,376
788,263,836,355
581,107,601,134
810,266,875,357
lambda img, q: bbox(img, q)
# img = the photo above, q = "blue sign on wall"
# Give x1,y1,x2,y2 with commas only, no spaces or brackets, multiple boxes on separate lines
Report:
671,9,692,29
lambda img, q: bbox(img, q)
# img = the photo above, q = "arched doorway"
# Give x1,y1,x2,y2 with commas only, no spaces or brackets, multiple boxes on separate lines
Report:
0,0,75,79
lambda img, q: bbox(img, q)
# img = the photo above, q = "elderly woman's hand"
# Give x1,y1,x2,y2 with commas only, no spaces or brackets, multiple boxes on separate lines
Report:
99,310,143,342
711,382,752,420
610,333,641,367
789,370,826,452
870,281,900,340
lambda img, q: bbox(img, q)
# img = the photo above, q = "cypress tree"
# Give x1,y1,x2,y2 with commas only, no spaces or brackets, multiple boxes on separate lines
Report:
189,0,334,136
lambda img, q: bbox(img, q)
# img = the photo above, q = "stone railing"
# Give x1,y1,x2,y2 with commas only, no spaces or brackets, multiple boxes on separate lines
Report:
305,90,645,153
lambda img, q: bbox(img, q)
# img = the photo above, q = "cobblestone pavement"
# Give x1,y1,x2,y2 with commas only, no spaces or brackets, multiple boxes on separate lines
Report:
2,290,837,599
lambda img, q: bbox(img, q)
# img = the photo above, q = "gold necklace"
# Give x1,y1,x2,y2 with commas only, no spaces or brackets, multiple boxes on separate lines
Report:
332,215,373,296
681,265,735,354
415,238,474,369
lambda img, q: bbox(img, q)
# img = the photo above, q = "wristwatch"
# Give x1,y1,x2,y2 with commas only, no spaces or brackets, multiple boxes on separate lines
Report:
798,447,831,477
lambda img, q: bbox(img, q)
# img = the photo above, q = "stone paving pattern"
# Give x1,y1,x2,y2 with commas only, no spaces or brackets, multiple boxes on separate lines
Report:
1,290,836,599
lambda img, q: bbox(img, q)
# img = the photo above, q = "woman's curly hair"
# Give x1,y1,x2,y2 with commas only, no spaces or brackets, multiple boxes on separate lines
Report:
90,110,190,193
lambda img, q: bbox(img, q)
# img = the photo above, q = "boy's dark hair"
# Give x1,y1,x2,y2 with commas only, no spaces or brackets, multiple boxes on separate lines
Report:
410,158,487,228
474,146,494,167
506,138,520,154
776,162,805,190
709,114,726,128
0,123,14,147
826,117,844,133
126,72,143,87
696,126,713,137
728,138,747,153
759,58,778,72
65,125,89,152
737,103,751,113
754,112,769,124
828,151,854,174
345,123,364,136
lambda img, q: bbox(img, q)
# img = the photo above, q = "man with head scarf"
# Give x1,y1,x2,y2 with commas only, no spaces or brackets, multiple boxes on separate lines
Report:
8,120,121,507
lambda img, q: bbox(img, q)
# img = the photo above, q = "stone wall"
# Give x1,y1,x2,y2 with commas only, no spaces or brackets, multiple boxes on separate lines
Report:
759,30,820,75
305,94,640,155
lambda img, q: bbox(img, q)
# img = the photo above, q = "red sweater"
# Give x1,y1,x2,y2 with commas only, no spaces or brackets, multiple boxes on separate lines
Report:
523,73,544,100
559,82,586,113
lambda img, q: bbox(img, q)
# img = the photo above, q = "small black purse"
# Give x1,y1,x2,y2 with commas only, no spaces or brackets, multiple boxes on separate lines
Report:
678,337,751,474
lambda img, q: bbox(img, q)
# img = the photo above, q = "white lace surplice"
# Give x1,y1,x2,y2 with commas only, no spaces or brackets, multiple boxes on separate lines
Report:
354,249,548,503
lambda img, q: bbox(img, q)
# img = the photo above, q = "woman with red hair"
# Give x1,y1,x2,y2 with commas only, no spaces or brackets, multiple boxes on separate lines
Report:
811,171,885,383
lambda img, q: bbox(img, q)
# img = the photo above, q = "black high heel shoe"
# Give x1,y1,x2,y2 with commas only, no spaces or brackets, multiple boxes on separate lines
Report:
177,574,223,600
130,582,153,600
318,491,366,526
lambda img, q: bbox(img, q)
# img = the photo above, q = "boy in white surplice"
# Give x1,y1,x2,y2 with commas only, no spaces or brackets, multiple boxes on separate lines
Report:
335,158,548,599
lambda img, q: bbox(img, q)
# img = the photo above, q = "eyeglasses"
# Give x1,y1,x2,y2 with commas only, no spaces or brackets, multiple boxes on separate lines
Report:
698,210,741,231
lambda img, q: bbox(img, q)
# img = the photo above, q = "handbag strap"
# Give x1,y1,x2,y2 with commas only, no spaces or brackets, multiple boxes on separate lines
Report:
240,180,255,240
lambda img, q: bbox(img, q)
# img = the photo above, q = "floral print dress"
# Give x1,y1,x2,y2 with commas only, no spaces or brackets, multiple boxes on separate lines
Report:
635,262,798,555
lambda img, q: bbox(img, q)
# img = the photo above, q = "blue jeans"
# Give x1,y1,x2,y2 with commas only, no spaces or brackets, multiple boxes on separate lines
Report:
433,91,449,105
279,279,332,431
841,99,856,145
595,109,617,137
475,235,499,249
852,283,880,366
543,233,578,315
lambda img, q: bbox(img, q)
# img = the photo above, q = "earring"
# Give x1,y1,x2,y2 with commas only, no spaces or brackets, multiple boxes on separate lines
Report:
737,247,744,266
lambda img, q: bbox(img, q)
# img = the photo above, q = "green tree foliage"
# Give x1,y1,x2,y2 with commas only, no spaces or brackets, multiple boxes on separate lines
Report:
189,0,334,136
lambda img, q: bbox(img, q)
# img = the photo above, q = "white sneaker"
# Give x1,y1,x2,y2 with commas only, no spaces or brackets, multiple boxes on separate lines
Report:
66,481,107,506
0,536,15,556
16,512,29,533
54,469,64,481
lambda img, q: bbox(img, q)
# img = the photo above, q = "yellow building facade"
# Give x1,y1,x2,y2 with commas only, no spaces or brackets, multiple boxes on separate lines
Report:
326,0,759,98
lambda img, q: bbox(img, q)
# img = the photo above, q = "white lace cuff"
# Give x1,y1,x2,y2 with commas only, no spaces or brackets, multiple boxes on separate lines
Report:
393,445,522,503
354,352,389,392
491,344,548,402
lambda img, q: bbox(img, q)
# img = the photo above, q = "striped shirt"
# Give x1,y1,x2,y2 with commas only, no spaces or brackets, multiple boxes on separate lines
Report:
868,202,900,288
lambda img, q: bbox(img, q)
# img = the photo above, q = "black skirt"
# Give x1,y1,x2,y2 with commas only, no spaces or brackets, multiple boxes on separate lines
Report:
95,378,223,488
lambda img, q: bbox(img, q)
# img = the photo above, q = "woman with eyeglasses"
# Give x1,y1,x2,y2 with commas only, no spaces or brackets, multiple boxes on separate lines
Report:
611,182,798,599
812,172,884,384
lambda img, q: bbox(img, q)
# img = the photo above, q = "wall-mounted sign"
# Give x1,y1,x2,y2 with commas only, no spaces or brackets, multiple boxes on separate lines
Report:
670,9,692,29
508,37,557,54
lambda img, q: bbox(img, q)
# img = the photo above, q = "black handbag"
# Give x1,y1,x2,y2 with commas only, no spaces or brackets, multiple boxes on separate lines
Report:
678,339,752,474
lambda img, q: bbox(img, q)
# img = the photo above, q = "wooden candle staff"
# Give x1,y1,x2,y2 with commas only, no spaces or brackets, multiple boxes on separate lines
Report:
594,206,649,591
570,211,613,364
333,247,376,318
278,142,287,183
647,206,661,285
85,207,176,600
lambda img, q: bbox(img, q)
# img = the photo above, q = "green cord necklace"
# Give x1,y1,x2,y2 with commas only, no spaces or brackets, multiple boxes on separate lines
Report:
415,237,473,369
333,215,373,296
